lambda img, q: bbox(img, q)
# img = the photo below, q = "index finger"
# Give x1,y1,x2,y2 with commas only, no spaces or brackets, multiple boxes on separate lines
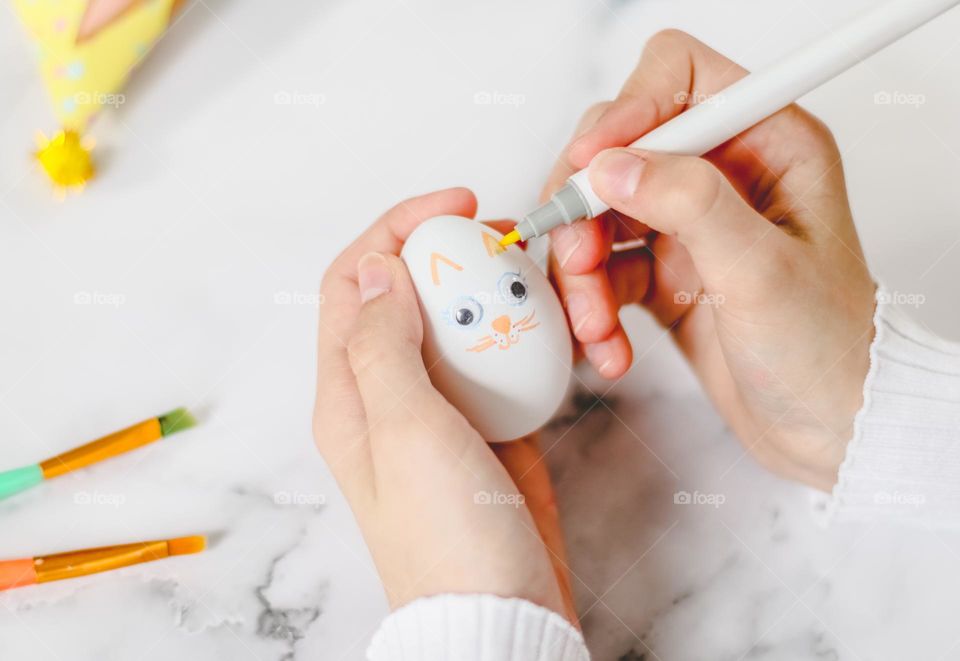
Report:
546,33,747,279
544,103,614,278
567,30,749,171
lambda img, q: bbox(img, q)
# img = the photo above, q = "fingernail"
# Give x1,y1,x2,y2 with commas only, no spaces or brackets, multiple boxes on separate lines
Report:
567,127,602,167
552,225,583,269
583,341,616,378
357,252,392,303
566,136,590,168
592,150,646,202
565,294,593,336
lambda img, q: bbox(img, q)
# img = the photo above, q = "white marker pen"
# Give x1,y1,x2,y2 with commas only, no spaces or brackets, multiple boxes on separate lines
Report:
501,0,960,246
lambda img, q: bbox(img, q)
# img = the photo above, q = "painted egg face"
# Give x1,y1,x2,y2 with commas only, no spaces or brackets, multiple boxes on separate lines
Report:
401,215,572,442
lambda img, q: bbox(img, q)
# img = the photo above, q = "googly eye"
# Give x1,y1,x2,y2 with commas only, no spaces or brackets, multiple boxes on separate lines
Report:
448,296,483,329
498,272,528,306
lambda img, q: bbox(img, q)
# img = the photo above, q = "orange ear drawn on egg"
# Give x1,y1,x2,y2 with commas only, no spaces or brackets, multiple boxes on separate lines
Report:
430,253,463,286
482,232,506,258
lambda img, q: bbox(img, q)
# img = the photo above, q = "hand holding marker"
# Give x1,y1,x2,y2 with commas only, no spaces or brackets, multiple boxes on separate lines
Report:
0,408,206,590
500,0,960,247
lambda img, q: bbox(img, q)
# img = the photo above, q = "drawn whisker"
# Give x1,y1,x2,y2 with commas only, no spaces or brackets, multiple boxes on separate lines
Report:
516,309,537,327
467,336,496,353
466,309,539,353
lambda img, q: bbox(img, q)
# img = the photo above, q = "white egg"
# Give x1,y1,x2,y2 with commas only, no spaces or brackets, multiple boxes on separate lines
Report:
401,215,573,442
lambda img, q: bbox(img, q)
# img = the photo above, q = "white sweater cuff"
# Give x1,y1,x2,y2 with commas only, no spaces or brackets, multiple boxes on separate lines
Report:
366,594,589,661
813,286,960,527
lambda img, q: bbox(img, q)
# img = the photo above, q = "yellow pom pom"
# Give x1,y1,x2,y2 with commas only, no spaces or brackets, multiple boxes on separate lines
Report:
35,130,95,189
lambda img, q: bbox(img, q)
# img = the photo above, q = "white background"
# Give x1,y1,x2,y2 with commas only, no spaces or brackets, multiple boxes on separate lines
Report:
1,1,959,660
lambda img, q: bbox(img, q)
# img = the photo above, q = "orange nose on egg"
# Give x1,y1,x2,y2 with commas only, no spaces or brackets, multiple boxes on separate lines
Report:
491,315,512,335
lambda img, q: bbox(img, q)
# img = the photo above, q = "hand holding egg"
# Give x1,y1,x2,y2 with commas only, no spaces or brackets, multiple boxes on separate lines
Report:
313,189,571,618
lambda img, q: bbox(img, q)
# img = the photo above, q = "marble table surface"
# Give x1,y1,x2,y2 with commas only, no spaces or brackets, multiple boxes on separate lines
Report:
1,0,959,659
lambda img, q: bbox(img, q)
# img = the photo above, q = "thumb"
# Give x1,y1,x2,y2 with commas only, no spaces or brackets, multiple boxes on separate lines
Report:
589,148,788,286
347,252,435,426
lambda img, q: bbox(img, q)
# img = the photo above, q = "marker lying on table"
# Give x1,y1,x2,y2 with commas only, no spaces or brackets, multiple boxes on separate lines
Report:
0,536,206,591
499,0,960,247
0,408,196,501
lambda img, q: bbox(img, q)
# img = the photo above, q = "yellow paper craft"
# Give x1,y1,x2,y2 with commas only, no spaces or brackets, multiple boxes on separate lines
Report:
14,0,181,190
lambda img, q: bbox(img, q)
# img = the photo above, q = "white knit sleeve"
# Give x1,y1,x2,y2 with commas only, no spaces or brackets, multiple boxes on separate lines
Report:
366,594,589,661
813,286,960,527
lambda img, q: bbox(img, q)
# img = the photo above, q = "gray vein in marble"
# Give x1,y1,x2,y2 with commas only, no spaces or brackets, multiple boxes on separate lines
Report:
250,526,326,661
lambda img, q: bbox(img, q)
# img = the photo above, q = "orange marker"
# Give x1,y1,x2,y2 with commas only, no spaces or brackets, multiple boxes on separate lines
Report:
0,536,206,591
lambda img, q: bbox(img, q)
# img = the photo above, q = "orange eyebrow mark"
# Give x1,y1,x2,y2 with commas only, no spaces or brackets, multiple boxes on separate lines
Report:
430,253,463,285
482,233,506,257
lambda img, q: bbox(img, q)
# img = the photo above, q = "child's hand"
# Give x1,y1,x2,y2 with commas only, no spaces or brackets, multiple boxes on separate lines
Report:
314,189,569,618
546,30,876,491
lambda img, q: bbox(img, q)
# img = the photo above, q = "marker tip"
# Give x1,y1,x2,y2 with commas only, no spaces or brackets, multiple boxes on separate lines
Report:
499,230,521,247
